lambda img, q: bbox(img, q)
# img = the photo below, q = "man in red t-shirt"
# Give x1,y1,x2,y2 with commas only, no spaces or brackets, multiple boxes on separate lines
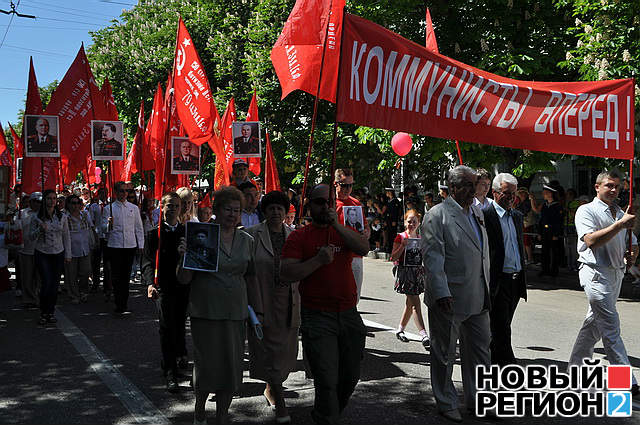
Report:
281,184,369,425
334,168,369,304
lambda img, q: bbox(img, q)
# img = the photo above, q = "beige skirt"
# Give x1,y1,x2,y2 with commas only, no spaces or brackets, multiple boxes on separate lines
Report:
191,318,245,393
248,324,299,384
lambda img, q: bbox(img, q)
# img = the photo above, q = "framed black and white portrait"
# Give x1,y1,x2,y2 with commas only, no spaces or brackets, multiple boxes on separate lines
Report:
91,120,124,161
343,206,364,233
232,121,261,158
183,222,220,272
24,115,60,158
404,238,422,266
171,137,200,175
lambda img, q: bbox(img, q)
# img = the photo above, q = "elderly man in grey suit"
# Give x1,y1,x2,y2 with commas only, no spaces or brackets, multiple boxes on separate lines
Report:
421,165,491,423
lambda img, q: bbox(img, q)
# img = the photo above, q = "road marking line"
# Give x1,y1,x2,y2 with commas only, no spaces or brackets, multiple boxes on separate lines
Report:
363,318,423,342
55,310,170,425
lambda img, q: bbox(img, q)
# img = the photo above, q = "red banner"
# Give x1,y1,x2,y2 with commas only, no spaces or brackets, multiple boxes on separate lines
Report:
245,91,261,176
425,8,438,54
123,101,144,181
9,123,22,185
143,83,164,171
337,14,635,160
271,0,345,102
264,131,280,193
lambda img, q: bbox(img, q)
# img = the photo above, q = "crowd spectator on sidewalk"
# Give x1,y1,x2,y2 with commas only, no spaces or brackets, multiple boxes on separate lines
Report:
87,188,111,297
384,188,402,253
335,168,368,302
421,165,491,422
31,189,72,326
281,184,369,425
390,209,429,348
144,192,188,393
102,181,145,314
569,170,639,396
178,186,255,425
531,185,564,277
423,192,435,215
482,173,527,366
473,168,492,209
141,198,158,234
17,193,41,309
246,190,300,423
64,195,94,304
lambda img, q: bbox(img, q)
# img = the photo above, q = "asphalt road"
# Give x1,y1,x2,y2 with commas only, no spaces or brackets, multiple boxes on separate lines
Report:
1,258,639,424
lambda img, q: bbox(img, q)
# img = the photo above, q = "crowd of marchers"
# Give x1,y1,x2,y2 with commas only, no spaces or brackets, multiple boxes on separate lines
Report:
1,158,638,425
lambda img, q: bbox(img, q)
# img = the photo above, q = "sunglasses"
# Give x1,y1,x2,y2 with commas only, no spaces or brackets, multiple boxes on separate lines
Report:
311,198,329,206
338,182,353,188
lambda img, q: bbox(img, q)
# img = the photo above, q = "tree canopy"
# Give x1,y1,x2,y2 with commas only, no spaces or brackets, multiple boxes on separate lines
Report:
83,0,638,193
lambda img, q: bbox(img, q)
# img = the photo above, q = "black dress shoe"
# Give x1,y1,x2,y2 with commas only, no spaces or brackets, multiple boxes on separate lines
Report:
166,370,179,393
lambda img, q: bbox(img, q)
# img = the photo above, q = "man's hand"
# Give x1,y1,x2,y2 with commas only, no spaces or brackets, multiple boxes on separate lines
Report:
64,257,72,264
618,207,635,229
148,285,159,299
436,296,454,314
316,246,334,265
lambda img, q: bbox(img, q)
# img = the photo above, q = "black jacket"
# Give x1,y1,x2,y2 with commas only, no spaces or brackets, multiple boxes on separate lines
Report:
483,204,527,301
142,223,185,292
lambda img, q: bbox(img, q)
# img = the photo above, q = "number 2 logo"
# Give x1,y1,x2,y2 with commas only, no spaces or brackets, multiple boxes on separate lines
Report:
607,392,631,417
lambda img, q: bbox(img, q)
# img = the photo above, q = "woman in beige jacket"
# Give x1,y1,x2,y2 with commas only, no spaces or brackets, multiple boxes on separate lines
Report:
246,190,300,424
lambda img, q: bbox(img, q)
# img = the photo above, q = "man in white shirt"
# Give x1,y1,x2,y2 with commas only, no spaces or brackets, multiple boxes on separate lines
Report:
102,181,145,314
569,170,639,395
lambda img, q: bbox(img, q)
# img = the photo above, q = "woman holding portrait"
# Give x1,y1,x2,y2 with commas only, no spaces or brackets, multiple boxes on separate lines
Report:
178,186,255,425
246,191,300,424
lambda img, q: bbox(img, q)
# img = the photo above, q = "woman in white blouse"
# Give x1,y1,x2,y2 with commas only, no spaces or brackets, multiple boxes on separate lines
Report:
64,194,94,304
30,189,71,325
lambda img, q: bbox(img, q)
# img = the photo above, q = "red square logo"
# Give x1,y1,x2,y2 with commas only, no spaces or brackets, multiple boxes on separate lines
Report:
607,365,632,390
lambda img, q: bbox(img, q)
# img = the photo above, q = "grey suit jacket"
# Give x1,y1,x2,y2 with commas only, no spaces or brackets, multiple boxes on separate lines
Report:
421,196,491,315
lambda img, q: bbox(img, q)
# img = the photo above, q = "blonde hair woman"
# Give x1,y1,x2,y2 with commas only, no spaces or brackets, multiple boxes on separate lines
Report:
176,187,198,223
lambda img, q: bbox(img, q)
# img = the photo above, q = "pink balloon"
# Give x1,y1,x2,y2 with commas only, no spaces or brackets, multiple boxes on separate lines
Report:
391,132,412,156
96,176,102,184
95,167,102,176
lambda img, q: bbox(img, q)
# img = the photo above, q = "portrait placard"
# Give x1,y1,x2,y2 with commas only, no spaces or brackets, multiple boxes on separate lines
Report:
171,137,200,175
232,121,261,158
183,222,220,272
91,120,124,161
343,205,364,233
404,238,422,266
24,115,60,158
16,158,22,183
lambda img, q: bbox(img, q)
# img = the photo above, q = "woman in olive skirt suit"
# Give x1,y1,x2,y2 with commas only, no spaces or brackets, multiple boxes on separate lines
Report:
246,191,300,423
178,186,255,425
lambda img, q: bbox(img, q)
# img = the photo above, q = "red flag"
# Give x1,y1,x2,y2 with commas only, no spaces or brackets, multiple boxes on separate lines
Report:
8,123,22,185
0,123,8,158
270,0,345,102
172,18,223,156
245,91,261,176
220,98,236,174
22,58,59,193
45,45,102,185
425,8,439,53
99,79,124,185
264,131,280,193
123,101,145,180
0,124,14,187
143,83,165,172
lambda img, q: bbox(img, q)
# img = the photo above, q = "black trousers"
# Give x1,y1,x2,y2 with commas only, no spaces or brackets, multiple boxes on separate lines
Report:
490,273,523,366
91,239,112,293
301,307,366,425
157,288,190,373
107,247,136,311
541,232,562,276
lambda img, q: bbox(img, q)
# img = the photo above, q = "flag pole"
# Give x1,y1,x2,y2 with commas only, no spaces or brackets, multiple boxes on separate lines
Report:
40,158,44,192
328,5,346,209
628,158,634,257
455,140,463,165
299,0,336,222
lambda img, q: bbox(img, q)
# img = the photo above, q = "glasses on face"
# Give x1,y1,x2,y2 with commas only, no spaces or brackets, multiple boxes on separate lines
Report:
496,191,515,198
338,182,353,188
311,198,329,206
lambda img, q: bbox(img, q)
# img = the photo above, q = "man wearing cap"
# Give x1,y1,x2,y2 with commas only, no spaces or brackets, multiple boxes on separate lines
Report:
231,159,252,187
569,170,639,396
334,168,368,302
281,184,369,425
17,193,42,308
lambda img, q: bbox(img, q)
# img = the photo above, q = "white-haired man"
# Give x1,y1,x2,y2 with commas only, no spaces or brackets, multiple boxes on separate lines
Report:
569,170,639,395
482,173,527,366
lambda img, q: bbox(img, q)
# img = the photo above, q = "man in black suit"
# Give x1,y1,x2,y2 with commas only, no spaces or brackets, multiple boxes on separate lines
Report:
173,140,199,171
26,117,58,154
482,172,527,366
233,123,259,155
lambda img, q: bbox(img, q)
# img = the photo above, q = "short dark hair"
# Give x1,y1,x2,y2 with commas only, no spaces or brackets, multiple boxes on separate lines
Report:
238,181,257,193
65,194,81,210
114,181,126,192
104,123,116,133
261,190,290,214
212,186,245,212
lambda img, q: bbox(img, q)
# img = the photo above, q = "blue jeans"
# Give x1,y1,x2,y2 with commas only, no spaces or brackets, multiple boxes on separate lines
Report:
35,250,64,315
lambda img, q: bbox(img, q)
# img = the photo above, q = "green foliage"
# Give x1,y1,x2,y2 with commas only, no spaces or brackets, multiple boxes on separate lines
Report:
85,0,636,193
